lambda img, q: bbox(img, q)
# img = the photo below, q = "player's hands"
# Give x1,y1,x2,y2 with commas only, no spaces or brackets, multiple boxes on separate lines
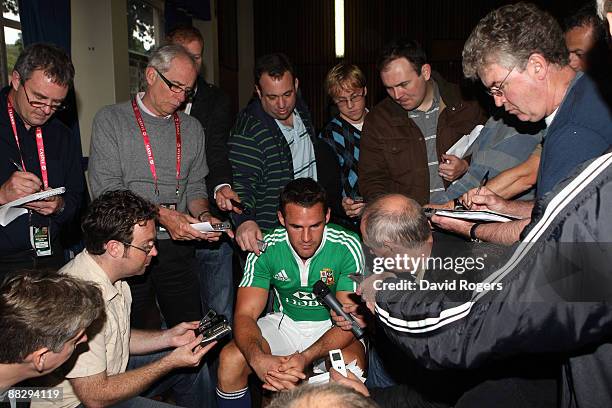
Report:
215,185,242,214
24,190,64,216
439,154,468,182
159,207,221,241
164,335,217,369
331,304,367,331
264,353,307,391
330,368,369,397
235,220,263,255
250,354,285,386
163,321,199,348
0,171,42,204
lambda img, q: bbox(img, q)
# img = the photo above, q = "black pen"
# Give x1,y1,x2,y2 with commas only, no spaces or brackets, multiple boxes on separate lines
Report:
475,170,490,196
230,199,251,215
10,159,23,172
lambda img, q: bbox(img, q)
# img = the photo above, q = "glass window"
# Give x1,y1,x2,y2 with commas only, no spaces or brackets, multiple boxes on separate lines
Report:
1,0,22,87
127,0,162,96
2,0,19,21
5,26,23,73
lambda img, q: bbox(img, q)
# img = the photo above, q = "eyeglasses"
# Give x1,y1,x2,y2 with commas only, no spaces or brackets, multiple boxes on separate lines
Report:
22,83,66,111
486,67,514,97
122,241,156,255
154,68,195,99
334,93,365,107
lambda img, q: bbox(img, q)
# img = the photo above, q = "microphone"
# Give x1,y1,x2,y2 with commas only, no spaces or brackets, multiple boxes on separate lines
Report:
313,280,365,339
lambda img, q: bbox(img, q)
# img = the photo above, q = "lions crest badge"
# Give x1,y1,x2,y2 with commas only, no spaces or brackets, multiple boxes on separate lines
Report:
320,268,335,285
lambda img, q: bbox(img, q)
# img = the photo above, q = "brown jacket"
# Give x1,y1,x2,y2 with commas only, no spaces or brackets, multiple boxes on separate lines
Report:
359,73,486,205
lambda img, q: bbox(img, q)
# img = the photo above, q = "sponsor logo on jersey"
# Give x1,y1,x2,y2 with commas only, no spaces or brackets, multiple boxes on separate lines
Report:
285,291,321,307
273,269,290,282
320,268,335,285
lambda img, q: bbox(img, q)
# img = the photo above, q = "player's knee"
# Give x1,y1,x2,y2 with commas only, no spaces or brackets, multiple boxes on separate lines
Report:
218,341,248,386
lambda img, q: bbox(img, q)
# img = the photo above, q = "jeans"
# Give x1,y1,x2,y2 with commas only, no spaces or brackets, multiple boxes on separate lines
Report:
194,240,235,325
128,239,202,330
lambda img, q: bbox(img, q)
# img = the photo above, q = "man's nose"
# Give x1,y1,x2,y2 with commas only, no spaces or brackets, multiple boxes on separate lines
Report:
568,53,581,71
302,228,311,243
41,105,53,115
493,94,505,107
393,87,404,100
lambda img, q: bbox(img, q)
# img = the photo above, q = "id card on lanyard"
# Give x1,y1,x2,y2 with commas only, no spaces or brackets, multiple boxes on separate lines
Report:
131,98,182,231
7,99,52,256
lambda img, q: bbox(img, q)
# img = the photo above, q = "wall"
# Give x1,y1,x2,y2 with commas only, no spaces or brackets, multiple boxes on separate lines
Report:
71,0,129,157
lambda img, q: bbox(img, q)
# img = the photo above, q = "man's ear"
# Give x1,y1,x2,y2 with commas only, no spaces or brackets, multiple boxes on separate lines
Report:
145,67,157,87
363,86,368,97
105,240,124,258
10,70,21,91
255,85,262,99
420,64,432,81
325,208,331,224
25,348,49,373
294,77,299,92
278,210,286,227
528,53,547,80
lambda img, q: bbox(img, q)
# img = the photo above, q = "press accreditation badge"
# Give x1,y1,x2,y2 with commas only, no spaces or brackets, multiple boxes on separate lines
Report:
30,226,52,257
158,203,177,232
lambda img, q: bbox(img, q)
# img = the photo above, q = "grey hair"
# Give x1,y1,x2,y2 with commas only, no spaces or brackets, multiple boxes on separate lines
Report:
267,383,379,408
462,2,568,79
147,44,195,73
362,194,430,251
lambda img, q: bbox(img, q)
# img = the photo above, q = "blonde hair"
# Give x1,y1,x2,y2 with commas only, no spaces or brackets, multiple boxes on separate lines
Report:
324,62,366,98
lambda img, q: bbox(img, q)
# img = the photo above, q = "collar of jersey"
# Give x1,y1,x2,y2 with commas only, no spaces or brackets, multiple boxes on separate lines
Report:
286,224,328,266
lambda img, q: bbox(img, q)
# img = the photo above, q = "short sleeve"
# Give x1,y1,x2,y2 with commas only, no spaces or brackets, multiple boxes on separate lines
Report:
64,318,107,378
239,251,272,289
335,235,364,292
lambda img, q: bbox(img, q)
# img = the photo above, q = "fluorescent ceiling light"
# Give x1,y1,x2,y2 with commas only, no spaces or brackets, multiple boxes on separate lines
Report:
335,0,345,58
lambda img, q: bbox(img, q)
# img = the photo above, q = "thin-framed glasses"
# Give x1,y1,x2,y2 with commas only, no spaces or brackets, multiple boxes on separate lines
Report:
122,241,156,255
154,68,195,99
486,66,514,97
22,83,67,111
334,93,365,107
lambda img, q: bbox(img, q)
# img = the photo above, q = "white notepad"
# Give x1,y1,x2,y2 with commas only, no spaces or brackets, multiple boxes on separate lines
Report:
0,187,66,226
434,208,520,223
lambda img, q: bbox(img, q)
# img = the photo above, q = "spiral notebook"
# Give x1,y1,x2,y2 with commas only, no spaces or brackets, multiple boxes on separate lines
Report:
0,187,66,226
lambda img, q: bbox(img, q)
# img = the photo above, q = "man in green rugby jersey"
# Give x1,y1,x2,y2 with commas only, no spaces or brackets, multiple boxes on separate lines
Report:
216,178,366,407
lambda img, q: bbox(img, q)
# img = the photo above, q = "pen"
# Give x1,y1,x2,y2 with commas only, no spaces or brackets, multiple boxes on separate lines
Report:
475,170,490,196
10,159,23,172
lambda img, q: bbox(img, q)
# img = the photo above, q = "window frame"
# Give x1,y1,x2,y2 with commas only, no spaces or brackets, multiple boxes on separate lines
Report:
0,2,22,88
127,0,164,96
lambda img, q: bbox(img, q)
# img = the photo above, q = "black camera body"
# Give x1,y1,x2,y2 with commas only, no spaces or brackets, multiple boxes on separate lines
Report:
196,309,231,345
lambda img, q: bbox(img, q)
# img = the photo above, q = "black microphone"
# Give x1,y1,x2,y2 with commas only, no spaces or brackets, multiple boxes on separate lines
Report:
313,280,365,339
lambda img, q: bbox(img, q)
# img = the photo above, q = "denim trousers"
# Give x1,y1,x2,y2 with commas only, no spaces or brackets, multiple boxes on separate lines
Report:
128,239,202,330
194,239,235,325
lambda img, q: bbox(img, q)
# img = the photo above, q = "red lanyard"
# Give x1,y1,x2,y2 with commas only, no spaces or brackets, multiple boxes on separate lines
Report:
7,99,49,189
131,98,181,197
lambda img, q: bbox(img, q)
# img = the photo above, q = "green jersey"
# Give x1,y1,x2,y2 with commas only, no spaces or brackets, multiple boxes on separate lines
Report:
239,223,364,321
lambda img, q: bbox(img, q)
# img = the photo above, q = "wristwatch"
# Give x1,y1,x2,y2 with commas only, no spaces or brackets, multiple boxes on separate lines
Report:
469,222,482,242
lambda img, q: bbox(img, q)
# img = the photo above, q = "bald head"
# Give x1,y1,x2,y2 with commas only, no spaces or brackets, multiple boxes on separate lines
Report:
361,194,431,252
267,383,379,408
